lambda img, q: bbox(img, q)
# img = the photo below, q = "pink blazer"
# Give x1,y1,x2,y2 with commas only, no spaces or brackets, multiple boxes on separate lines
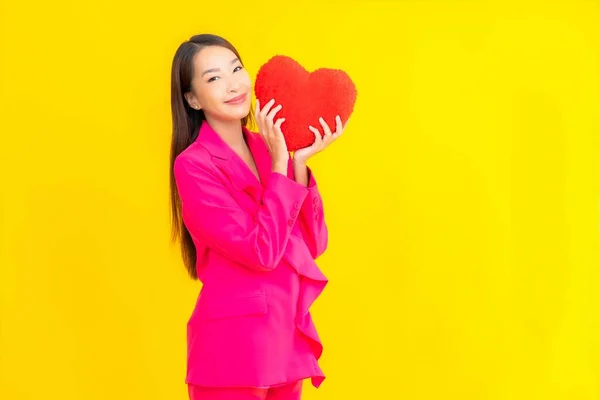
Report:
173,120,329,389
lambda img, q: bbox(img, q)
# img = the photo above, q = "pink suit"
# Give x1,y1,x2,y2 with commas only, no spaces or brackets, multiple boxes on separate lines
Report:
173,120,329,394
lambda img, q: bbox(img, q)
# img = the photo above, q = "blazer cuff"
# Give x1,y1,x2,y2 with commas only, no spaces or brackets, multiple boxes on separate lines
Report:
301,168,323,219
267,171,310,225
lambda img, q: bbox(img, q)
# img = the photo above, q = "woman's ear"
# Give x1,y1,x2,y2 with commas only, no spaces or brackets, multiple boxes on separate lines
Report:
184,92,201,110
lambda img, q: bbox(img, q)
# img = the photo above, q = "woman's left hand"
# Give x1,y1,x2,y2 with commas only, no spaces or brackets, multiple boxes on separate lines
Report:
293,115,347,164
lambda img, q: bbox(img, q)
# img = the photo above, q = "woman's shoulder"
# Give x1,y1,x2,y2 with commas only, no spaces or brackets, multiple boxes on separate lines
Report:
173,142,213,177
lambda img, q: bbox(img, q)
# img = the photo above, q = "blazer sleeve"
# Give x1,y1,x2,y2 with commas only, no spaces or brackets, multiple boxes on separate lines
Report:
296,167,329,259
174,156,309,272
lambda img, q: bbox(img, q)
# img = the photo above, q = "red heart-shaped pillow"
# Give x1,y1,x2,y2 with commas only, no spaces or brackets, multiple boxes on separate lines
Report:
254,55,357,151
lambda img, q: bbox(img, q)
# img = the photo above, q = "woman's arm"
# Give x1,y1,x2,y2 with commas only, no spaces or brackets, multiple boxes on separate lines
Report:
292,160,328,259
174,155,309,272
288,114,346,259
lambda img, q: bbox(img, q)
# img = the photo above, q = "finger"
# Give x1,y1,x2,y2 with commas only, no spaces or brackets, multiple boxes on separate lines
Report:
256,100,264,130
255,99,260,119
319,117,333,141
274,117,286,134
266,104,283,123
260,98,275,117
256,102,264,129
308,125,322,148
330,115,343,140
263,101,278,139
335,115,343,135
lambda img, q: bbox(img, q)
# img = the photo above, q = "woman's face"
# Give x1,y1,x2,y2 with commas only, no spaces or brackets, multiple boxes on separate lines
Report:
186,45,252,122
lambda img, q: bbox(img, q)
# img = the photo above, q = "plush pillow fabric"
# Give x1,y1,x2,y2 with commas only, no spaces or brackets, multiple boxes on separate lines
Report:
254,55,357,151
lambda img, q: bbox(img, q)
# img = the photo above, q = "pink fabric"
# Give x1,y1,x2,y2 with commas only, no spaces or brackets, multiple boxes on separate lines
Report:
188,380,303,400
174,120,329,389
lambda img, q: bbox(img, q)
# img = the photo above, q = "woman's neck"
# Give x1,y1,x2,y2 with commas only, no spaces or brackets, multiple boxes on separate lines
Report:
206,116,245,150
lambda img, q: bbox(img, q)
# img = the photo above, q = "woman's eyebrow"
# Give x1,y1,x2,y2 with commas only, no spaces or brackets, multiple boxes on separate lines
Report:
201,58,240,77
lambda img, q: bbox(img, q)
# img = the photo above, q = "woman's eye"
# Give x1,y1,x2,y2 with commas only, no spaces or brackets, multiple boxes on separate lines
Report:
207,66,241,82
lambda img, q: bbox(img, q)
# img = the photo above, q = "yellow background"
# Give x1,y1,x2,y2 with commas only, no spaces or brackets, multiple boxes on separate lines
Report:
1,0,600,399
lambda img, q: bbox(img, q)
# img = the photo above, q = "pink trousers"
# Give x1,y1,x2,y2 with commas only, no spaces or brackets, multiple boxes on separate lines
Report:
188,381,303,400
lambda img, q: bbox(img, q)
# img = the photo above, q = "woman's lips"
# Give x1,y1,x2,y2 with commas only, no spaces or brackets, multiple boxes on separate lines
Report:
225,93,247,104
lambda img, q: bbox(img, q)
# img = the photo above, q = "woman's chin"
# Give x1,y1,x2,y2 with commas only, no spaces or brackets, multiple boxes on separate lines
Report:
225,106,251,120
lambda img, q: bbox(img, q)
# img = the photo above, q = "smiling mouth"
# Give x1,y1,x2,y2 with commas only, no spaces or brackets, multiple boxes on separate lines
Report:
225,93,247,103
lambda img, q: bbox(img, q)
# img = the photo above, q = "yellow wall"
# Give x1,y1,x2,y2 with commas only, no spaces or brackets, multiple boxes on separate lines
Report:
1,0,600,399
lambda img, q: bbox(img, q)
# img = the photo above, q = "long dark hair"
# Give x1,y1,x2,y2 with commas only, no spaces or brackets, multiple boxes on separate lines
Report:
169,34,255,279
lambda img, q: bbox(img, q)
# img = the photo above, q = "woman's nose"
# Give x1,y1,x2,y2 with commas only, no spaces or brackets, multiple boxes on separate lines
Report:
227,77,241,92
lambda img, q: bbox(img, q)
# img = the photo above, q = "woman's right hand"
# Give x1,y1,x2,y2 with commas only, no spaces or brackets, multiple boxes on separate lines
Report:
255,99,289,175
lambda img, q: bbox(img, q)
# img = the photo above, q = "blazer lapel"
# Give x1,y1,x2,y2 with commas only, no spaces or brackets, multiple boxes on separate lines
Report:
195,120,270,202
243,125,273,187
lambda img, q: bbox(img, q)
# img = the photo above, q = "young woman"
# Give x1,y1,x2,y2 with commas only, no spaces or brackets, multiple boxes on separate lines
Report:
169,34,345,400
